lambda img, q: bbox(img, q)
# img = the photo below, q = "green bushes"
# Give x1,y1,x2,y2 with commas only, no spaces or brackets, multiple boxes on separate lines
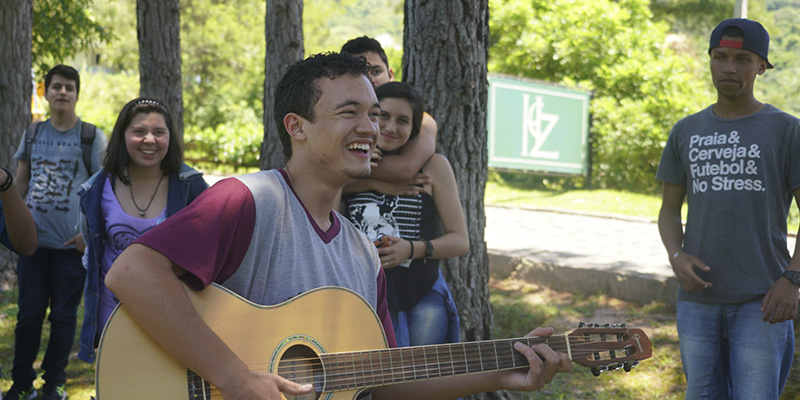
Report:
75,69,140,136
183,102,262,171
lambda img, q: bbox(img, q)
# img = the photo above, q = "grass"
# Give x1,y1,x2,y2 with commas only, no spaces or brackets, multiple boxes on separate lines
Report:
485,181,665,221
0,288,96,399
490,279,685,400
489,278,800,400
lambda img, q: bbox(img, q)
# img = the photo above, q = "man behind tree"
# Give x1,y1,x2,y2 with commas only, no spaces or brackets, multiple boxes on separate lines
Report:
6,64,107,400
657,19,799,399
341,36,438,191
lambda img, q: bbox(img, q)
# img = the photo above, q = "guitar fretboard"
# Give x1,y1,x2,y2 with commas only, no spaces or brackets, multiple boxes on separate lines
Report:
315,336,567,391
183,336,565,398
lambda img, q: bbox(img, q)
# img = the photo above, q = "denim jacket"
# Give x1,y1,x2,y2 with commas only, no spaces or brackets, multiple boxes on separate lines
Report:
77,164,208,363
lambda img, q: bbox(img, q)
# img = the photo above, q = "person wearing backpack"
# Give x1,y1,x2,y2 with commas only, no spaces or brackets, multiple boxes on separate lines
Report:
5,65,107,400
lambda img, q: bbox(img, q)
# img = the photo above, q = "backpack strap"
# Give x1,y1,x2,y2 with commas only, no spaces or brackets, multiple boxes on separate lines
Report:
25,121,44,177
80,122,97,174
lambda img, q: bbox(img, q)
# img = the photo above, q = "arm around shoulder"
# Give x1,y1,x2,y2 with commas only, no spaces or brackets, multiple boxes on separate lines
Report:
370,113,437,182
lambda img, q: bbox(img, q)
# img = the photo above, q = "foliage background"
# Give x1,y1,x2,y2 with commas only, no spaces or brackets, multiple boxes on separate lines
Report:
63,0,404,172
35,0,800,192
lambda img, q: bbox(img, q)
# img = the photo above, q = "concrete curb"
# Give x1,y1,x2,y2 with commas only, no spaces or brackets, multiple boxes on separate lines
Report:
489,253,679,306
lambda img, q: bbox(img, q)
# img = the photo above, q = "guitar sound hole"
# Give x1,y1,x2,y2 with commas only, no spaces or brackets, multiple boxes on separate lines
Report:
278,344,323,400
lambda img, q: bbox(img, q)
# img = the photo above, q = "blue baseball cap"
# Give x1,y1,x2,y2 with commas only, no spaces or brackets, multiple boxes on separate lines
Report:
709,18,773,69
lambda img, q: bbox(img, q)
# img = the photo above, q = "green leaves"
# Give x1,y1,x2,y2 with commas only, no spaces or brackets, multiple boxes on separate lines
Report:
184,102,262,171
33,0,112,78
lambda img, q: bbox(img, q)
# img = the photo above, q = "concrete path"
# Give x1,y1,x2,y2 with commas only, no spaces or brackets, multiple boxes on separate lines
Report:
485,206,797,306
485,206,678,305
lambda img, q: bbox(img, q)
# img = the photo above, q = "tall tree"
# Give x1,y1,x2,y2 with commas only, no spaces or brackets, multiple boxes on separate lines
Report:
0,0,32,166
403,2,501,398
137,0,184,138
261,0,304,170
0,0,32,283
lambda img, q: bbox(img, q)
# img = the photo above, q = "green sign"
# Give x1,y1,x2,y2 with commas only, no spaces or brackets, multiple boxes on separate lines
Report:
487,75,591,175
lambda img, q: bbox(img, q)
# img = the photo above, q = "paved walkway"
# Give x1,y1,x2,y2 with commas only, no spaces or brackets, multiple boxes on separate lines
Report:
485,206,678,305
485,206,797,306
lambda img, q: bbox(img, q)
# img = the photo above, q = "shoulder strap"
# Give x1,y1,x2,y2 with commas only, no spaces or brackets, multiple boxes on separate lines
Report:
25,121,44,177
80,122,97,174
25,120,43,146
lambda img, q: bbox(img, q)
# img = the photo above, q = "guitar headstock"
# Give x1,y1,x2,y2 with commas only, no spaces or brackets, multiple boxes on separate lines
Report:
567,322,652,377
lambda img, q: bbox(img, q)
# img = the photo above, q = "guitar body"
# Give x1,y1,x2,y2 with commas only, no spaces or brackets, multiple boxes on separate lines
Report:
95,284,388,400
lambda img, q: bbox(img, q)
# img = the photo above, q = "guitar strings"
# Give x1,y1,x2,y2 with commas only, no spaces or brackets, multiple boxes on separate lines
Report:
249,336,628,373
212,335,639,391
188,338,634,398
181,332,641,397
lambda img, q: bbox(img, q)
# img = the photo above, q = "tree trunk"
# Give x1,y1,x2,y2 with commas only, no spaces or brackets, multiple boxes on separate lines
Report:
260,0,304,170
137,0,184,139
404,2,509,399
0,0,32,287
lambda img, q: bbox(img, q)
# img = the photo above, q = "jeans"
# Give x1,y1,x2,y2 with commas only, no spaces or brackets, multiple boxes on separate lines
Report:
12,248,86,388
389,271,460,347
676,300,794,400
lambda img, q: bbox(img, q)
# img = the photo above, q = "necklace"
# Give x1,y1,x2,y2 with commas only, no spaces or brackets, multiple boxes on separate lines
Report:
129,173,165,217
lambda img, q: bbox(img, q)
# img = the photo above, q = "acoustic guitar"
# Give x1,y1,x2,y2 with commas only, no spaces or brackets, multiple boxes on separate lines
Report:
95,283,652,399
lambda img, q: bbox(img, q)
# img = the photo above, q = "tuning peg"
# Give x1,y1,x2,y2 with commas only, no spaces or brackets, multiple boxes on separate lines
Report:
578,322,586,328
591,366,607,377
602,323,610,327
607,363,622,371
623,361,639,372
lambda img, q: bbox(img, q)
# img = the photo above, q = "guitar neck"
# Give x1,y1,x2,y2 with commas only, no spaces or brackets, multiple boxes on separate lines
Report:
316,336,567,392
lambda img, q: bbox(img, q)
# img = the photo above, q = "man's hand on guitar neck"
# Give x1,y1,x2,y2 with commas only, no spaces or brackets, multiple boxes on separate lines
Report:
495,327,573,392
373,327,572,400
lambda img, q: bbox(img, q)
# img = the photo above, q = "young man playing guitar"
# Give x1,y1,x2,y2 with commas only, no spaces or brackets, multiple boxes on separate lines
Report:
105,52,572,400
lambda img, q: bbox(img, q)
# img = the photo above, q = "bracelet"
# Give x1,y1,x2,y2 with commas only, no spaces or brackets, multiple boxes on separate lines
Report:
0,167,13,193
423,238,434,262
407,239,415,259
671,250,683,260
